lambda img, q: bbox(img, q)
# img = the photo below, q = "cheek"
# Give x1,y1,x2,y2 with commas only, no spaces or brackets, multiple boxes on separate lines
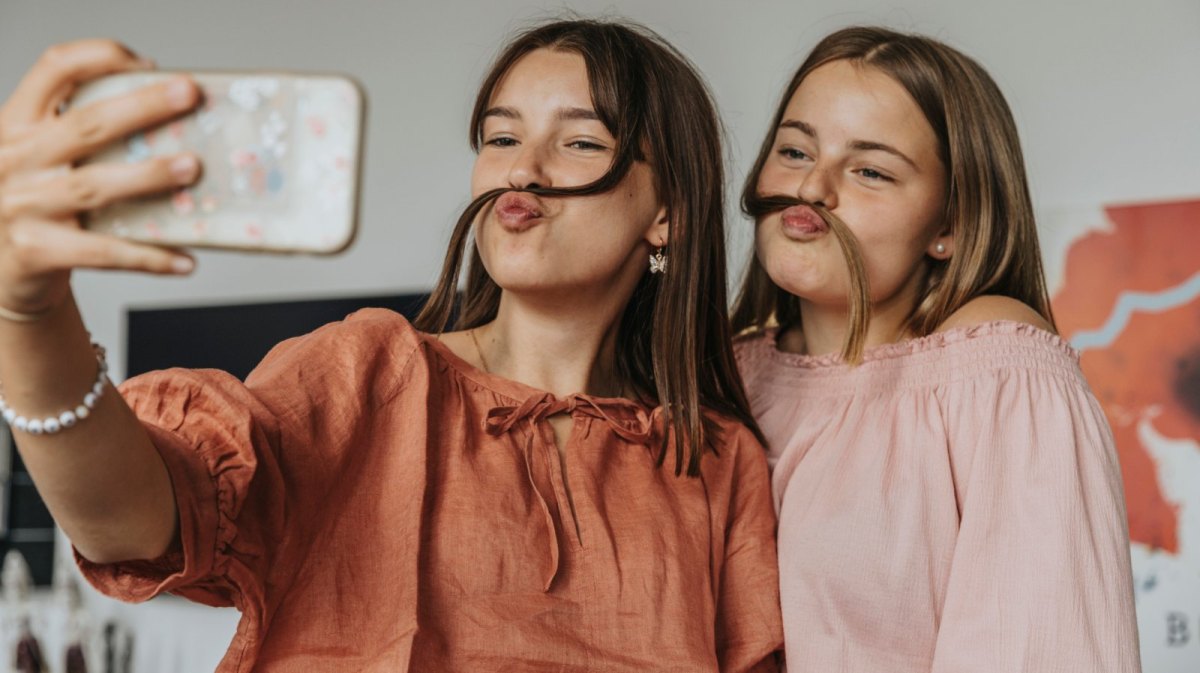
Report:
589,171,661,241
844,201,942,299
756,164,792,195
571,194,651,254
469,164,486,198
755,218,845,300
469,154,506,198
839,189,931,251
886,180,947,246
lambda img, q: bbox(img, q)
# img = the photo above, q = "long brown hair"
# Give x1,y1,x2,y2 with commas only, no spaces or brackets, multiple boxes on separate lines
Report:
415,19,762,475
732,26,1056,362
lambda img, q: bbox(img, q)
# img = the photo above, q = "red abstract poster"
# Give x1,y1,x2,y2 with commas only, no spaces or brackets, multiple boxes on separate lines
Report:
1051,198,1200,670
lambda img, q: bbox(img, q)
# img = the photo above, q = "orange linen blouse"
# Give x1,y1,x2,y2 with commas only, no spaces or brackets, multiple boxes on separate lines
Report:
77,309,784,672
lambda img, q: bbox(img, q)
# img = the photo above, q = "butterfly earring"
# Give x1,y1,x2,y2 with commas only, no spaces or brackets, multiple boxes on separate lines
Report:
649,246,667,274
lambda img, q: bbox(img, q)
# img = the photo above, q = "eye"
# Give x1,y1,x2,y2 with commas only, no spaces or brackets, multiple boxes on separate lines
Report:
856,167,894,182
776,146,811,162
567,139,608,151
485,136,518,148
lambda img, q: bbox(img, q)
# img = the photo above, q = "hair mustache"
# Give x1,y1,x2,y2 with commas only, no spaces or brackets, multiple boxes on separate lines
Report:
416,154,639,335
460,151,637,231
745,193,871,362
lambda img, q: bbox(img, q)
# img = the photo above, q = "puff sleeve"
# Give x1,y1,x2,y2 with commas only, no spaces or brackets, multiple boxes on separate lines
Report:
76,310,419,622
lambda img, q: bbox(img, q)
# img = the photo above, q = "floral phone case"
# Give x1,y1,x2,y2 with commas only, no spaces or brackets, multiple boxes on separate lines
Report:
70,71,365,254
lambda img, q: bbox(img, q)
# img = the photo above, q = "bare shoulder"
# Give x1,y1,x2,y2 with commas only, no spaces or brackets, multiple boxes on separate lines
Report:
934,295,1055,333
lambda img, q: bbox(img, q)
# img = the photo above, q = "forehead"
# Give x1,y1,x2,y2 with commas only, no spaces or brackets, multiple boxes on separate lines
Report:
785,60,936,151
488,48,593,109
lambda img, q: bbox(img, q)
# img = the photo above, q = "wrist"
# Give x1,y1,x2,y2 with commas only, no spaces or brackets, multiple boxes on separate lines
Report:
0,341,108,435
0,304,55,323
0,276,72,324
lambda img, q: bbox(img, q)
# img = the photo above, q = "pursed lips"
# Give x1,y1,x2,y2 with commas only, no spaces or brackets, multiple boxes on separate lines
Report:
780,205,829,241
494,192,546,233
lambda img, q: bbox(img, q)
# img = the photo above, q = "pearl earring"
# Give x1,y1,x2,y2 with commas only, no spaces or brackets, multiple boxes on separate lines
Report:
935,242,946,255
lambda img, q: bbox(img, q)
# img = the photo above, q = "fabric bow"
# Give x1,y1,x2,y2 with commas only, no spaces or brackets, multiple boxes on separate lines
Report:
483,392,659,591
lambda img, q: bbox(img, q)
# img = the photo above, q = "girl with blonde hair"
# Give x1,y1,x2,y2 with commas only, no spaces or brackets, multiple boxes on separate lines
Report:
734,26,1141,672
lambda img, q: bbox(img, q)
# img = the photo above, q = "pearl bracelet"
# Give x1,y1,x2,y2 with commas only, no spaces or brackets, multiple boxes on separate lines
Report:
0,342,108,436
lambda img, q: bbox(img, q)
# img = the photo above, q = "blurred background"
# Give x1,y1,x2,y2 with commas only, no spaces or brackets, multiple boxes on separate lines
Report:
1,0,1197,671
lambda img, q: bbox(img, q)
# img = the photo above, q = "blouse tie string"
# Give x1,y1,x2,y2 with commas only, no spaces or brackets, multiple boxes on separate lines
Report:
484,393,660,444
483,393,660,592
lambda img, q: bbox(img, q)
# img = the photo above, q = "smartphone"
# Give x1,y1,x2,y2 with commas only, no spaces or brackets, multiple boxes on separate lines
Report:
69,71,365,255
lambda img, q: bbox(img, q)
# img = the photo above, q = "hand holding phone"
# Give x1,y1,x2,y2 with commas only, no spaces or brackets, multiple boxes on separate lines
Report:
70,71,365,255
0,41,207,319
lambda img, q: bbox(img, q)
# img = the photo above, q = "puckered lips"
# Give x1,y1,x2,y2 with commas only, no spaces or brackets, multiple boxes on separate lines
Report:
493,192,546,233
780,205,829,241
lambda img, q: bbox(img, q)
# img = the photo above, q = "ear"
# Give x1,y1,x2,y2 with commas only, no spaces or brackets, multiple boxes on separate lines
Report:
643,205,670,247
927,225,954,261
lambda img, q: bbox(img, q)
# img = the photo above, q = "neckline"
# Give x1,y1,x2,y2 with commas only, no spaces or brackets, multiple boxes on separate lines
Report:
420,330,652,411
760,319,1079,369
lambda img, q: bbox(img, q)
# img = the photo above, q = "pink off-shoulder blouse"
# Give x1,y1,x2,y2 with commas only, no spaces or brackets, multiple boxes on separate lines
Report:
736,321,1141,673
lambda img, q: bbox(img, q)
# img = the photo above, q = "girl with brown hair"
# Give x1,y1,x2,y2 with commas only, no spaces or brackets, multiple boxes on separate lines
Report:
733,26,1140,671
0,20,782,672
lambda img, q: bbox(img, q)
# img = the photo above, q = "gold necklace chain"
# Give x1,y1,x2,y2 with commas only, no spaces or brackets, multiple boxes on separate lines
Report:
469,327,491,373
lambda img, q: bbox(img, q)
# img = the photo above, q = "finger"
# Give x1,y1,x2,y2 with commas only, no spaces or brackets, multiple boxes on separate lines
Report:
10,76,201,170
1,154,201,219
7,219,195,276
1,39,153,129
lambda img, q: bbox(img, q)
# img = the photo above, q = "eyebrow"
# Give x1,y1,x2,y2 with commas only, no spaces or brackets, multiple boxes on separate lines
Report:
483,106,602,122
778,119,919,170
779,119,818,138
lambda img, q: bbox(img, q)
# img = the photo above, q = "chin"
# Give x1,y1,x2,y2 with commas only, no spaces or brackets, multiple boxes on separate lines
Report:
760,248,818,294
487,257,588,294
484,260,547,288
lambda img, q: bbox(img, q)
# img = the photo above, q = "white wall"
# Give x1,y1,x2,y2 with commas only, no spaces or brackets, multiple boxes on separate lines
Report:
2,0,1198,671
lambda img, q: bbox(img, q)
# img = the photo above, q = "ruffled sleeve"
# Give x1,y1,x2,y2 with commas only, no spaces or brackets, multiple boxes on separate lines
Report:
76,309,420,618
930,327,1142,672
711,423,785,673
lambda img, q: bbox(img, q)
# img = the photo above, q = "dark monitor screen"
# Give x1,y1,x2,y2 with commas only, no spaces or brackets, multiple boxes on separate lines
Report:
125,293,430,379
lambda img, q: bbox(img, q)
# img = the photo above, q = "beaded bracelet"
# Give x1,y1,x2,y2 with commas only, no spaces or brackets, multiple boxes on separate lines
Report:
0,343,108,436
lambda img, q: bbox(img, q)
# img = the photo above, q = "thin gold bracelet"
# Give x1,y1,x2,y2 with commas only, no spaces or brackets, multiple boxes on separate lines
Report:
0,304,53,323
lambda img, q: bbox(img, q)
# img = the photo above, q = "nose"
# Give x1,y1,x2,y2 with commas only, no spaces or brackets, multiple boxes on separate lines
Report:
507,143,550,190
796,163,837,210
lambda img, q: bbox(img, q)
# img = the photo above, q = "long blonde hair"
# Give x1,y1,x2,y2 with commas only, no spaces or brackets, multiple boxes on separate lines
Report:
732,26,1055,362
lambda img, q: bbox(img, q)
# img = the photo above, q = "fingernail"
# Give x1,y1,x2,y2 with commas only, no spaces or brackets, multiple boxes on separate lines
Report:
172,257,195,274
166,77,196,109
170,154,199,182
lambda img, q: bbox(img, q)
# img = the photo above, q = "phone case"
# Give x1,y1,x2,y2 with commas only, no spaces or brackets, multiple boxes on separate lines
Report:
70,71,365,254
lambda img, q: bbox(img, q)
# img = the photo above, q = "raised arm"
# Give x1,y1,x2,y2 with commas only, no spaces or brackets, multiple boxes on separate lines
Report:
0,40,202,563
